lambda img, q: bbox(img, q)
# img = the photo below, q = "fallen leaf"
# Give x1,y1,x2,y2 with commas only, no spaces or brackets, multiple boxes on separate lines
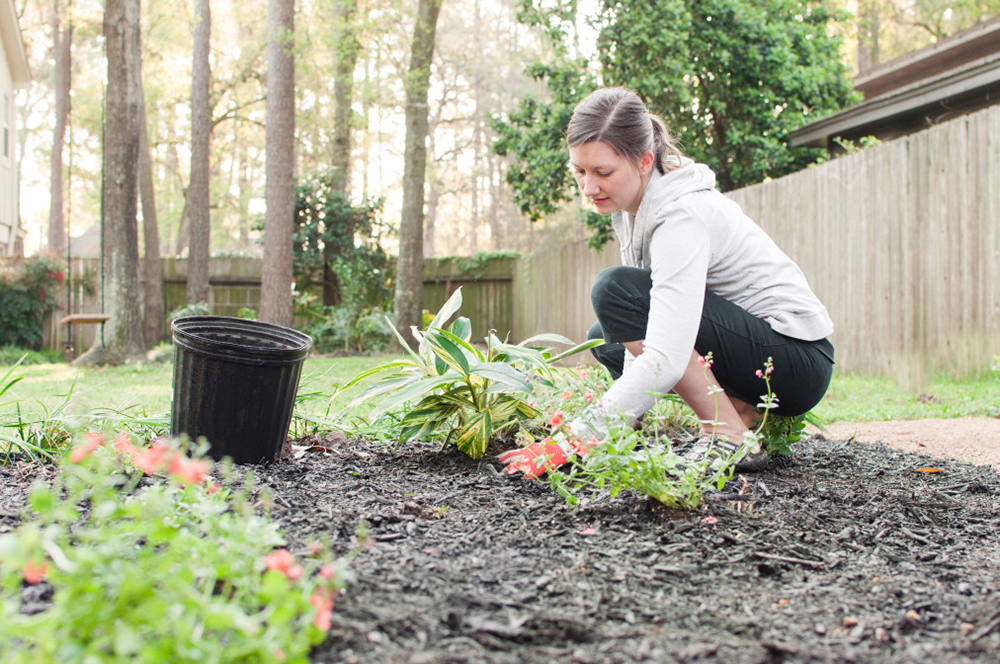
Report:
700,516,718,525
911,468,944,473
577,526,597,536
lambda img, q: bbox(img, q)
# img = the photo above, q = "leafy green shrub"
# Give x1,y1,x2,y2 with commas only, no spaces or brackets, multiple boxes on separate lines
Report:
168,302,212,322
302,306,393,354
0,346,61,366
0,434,354,663
0,258,66,349
347,288,601,458
547,424,736,509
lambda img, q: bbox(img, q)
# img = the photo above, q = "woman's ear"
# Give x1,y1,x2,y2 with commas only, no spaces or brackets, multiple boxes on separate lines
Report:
640,151,655,174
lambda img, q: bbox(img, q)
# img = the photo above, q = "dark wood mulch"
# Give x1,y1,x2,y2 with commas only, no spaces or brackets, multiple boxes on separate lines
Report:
3,435,999,663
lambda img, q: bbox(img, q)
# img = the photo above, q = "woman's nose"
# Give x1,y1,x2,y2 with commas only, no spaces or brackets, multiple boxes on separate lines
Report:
580,176,598,196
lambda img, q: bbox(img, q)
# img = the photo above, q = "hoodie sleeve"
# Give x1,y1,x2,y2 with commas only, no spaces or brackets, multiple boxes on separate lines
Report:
568,207,710,438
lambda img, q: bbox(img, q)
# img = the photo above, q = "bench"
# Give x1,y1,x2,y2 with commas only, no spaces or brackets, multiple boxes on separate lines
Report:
60,313,111,326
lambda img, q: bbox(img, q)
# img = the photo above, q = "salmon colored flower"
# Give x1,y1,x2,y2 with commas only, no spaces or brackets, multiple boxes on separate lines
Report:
285,564,305,582
265,549,296,575
549,412,564,427
561,391,573,401
584,393,593,404
319,564,337,580
69,431,105,463
310,588,336,630
22,559,49,585
169,455,210,484
130,439,171,474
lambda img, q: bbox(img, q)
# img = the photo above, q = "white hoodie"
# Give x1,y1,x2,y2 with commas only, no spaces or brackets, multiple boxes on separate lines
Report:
570,159,833,438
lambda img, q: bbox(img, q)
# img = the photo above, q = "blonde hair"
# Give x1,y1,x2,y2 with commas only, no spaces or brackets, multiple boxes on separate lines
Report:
567,87,684,174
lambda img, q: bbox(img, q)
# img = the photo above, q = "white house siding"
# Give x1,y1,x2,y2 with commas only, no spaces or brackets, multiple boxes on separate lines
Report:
0,46,14,255
1,0,29,256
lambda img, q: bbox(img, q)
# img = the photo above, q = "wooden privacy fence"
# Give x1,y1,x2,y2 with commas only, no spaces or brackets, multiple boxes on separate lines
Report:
727,104,1000,385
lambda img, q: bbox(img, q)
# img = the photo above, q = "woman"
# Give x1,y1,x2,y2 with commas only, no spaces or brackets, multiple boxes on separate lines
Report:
500,87,835,478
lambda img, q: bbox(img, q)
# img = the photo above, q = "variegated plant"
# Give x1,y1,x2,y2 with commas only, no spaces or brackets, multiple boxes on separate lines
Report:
345,288,602,459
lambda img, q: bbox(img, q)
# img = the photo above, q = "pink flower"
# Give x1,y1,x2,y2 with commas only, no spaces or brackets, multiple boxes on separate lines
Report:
264,549,296,575
561,391,572,401
584,393,593,404
22,558,49,585
69,431,105,463
319,564,337,580
130,439,171,474
285,564,304,582
756,369,764,378
310,588,336,630
308,541,324,557
569,436,601,457
206,482,220,494
578,369,589,380
549,412,564,427
113,433,138,457
169,455,210,484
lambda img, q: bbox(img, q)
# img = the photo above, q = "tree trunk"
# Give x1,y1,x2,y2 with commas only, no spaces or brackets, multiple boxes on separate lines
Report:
139,87,164,347
74,0,145,366
259,0,295,327
321,0,360,305
47,0,71,257
187,0,211,305
393,0,441,348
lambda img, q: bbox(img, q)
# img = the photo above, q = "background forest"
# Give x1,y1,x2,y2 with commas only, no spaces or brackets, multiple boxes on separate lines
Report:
14,0,999,260
6,0,1000,361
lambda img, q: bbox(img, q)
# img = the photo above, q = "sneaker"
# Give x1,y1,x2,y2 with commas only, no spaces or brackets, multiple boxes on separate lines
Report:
682,435,769,473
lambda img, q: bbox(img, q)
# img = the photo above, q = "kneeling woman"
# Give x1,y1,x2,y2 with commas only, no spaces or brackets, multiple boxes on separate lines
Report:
501,87,835,477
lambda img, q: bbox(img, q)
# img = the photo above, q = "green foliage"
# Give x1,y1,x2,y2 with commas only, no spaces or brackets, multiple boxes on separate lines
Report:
301,306,393,354
547,425,737,509
346,288,602,459
0,346,61,366
492,61,599,222
755,412,820,457
236,307,258,320
0,258,67,350
293,170,393,307
598,0,858,192
0,436,353,663
168,302,212,322
499,0,859,246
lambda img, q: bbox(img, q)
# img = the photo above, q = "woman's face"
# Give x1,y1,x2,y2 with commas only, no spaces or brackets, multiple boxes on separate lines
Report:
569,141,651,216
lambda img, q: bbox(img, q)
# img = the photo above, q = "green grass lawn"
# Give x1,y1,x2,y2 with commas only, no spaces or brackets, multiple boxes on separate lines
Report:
3,355,999,432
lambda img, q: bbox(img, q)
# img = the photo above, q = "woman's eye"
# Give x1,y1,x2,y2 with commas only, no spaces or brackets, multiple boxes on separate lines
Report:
596,171,611,177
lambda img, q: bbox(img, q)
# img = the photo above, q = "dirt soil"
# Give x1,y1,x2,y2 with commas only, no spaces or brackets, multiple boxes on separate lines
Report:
815,418,1000,470
2,425,1000,664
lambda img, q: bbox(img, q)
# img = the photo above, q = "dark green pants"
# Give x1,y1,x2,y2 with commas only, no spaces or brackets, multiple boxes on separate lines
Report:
588,266,834,416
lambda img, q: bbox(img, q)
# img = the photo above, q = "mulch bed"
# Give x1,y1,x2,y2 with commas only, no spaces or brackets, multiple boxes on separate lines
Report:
3,435,1000,663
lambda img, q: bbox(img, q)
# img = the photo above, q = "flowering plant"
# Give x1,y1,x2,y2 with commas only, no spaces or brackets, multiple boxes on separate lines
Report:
346,288,602,458
0,432,356,663
0,257,67,349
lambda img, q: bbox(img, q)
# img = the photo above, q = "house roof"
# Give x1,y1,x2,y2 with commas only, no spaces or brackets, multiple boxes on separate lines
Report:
790,16,1000,148
1,0,31,86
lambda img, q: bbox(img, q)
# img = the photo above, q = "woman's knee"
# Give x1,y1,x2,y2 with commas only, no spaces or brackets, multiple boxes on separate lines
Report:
590,266,649,319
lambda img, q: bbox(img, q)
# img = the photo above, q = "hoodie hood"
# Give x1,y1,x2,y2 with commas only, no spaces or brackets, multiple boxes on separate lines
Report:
612,158,717,268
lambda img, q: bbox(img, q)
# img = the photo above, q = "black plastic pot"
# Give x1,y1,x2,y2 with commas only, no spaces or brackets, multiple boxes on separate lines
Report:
171,316,313,464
